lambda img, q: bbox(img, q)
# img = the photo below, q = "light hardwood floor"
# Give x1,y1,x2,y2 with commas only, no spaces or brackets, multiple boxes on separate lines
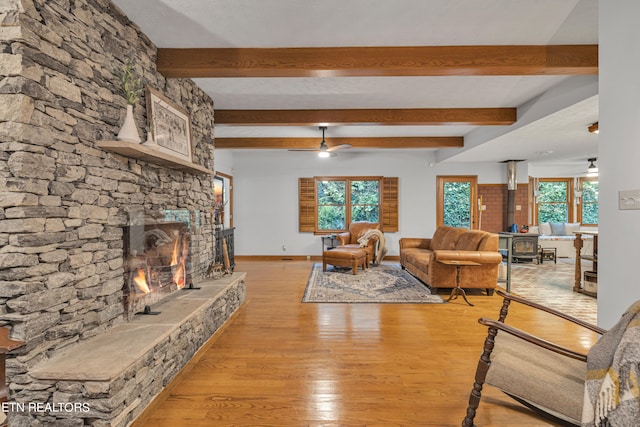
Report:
133,260,599,427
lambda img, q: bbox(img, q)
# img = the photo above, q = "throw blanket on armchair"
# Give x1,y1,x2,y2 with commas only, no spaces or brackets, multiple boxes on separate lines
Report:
357,228,387,265
582,301,640,427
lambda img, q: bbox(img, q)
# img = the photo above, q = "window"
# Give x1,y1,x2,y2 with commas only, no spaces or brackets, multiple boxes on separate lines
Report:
299,176,398,233
536,178,572,224
350,180,381,222
317,180,347,230
317,178,379,231
578,178,598,225
436,176,478,229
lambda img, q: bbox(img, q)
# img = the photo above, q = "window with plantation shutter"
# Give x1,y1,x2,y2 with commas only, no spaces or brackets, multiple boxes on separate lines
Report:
382,177,399,232
298,177,316,232
298,176,398,233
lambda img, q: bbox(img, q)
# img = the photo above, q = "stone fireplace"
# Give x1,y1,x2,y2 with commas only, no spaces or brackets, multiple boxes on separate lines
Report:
0,2,245,426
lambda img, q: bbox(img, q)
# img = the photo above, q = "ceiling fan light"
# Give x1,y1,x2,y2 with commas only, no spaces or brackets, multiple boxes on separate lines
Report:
318,151,330,158
586,158,598,176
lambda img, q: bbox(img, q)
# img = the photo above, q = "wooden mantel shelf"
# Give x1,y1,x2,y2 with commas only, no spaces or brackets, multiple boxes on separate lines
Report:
97,140,212,175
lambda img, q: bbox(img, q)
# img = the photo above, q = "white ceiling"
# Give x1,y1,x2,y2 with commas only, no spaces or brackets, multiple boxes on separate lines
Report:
110,0,599,166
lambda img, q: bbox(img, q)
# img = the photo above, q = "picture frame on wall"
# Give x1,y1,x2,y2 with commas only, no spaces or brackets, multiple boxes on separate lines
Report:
146,87,193,162
213,175,225,207
213,175,225,227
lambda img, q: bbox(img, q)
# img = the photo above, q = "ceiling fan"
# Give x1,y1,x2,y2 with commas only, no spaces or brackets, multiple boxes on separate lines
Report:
289,126,352,158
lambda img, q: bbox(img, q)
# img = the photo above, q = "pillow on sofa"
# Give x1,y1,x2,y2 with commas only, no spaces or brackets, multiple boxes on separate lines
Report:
550,222,566,236
564,222,580,235
528,225,540,234
539,222,552,236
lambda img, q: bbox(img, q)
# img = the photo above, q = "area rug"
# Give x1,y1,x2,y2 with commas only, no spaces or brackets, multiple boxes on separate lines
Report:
302,263,444,303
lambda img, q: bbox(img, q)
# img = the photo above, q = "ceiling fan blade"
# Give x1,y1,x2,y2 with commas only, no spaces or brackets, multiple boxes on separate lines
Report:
327,144,352,152
288,127,344,155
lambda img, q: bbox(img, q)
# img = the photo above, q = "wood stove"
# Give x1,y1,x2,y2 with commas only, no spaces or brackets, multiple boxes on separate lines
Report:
504,232,539,262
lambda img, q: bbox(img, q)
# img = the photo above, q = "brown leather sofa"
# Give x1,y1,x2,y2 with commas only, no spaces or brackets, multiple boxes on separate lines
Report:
336,221,381,265
399,226,502,295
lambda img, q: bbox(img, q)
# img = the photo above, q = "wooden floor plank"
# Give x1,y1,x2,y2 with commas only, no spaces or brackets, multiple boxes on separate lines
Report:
133,260,598,427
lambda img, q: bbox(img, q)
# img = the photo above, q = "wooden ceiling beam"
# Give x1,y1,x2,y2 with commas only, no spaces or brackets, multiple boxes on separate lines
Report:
157,45,598,78
214,137,463,149
216,108,516,126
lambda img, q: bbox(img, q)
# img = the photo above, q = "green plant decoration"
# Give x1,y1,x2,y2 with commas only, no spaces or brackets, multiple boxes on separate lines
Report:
117,60,143,105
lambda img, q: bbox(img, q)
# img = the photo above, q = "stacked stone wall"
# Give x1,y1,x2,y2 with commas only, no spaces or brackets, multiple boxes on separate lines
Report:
0,0,217,420
27,276,246,427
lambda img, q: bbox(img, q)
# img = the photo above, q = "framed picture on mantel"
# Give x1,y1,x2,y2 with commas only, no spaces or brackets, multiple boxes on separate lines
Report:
146,86,193,162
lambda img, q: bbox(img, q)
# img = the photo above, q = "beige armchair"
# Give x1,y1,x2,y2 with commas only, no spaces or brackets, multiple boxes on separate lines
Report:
336,221,381,265
462,290,640,427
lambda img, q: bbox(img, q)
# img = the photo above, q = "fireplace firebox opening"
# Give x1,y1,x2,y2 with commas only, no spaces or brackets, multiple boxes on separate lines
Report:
123,222,193,319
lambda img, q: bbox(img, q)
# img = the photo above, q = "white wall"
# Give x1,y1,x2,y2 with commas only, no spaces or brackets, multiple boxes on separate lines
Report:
228,149,509,257
598,0,640,328
528,163,591,178
214,149,234,176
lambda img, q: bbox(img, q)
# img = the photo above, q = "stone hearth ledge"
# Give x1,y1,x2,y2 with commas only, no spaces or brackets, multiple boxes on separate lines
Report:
26,272,246,426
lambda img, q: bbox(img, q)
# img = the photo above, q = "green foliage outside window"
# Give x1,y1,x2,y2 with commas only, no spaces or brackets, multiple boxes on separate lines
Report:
537,181,569,223
581,181,599,224
443,182,471,228
318,181,346,230
317,179,379,230
351,180,379,223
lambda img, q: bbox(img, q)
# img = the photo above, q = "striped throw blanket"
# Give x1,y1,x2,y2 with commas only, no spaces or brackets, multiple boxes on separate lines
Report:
582,301,640,426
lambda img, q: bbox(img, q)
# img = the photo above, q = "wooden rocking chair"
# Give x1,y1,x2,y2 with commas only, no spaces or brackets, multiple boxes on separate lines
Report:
462,290,607,426
0,328,25,426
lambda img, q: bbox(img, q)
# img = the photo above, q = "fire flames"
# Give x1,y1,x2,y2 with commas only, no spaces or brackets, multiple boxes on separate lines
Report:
173,263,186,289
170,238,186,289
133,268,151,293
132,235,188,293
170,239,180,267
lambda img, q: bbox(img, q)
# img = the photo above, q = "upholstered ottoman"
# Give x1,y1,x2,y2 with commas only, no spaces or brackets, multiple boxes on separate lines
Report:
323,248,368,275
